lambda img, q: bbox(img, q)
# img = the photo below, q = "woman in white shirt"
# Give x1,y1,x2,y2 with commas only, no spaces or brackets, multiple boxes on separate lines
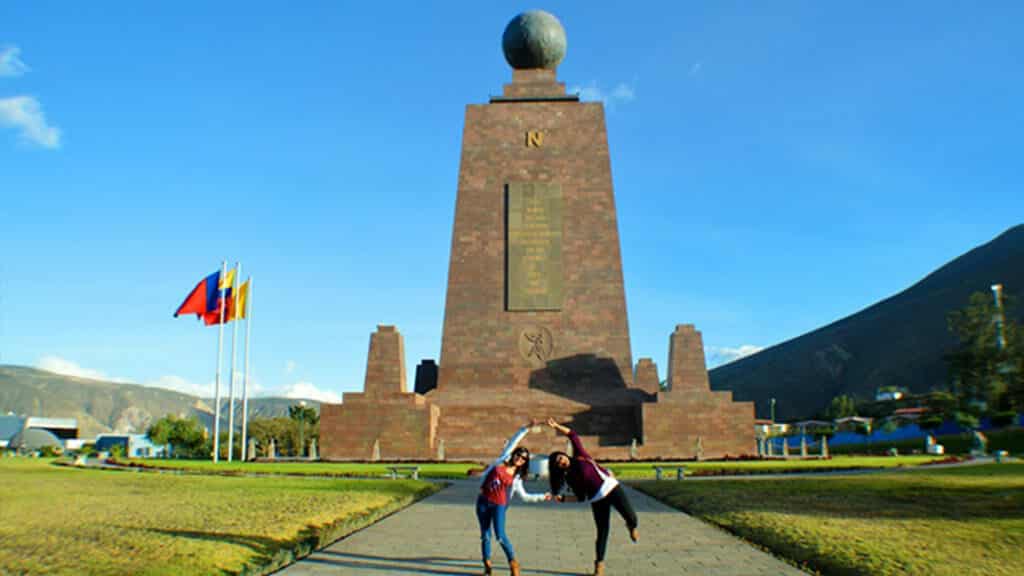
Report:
476,423,550,576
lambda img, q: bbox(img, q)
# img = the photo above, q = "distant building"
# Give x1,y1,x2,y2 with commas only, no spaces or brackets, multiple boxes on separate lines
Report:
94,434,169,458
875,389,905,401
0,415,24,448
8,428,63,452
0,415,79,450
754,419,790,437
25,417,78,440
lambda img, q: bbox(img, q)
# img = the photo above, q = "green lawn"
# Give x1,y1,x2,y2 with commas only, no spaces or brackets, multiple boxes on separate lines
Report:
119,455,946,480
634,463,1024,576
0,458,439,575
606,455,946,478
120,458,481,478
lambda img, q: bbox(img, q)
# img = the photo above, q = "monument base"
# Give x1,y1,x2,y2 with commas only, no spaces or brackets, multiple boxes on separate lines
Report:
320,393,439,461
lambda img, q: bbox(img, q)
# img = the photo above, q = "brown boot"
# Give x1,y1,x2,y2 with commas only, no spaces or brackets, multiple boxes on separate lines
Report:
509,559,521,576
630,526,639,543
482,559,492,575
593,560,605,576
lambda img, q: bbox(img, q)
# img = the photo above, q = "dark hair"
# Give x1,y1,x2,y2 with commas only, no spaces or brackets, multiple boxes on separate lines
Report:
507,446,531,480
548,450,570,495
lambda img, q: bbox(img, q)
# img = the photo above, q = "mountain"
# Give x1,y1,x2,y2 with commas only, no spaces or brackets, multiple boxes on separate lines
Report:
0,365,320,437
709,225,1024,421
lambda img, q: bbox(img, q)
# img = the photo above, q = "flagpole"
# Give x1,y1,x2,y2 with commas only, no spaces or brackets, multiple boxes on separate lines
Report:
213,260,227,463
241,276,252,461
227,262,240,462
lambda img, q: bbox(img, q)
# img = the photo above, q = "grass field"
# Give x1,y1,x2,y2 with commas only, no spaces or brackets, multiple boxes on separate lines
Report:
0,458,439,576
120,458,481,478
118,454,948,480
634,463,1024,576
605,455,947,478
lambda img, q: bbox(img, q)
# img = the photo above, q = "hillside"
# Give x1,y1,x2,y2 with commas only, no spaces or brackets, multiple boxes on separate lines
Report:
709,224,1024,421
0,365,320,437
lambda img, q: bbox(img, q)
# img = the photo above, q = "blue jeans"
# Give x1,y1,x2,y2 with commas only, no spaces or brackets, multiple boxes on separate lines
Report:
476,495,515,562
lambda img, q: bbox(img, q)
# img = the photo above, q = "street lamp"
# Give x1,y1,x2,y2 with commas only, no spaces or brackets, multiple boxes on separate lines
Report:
770,397,776,423
298,400,306,457
992,284,1006,351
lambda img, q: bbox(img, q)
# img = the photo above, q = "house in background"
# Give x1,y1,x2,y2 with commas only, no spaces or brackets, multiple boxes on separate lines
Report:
0,415,25,449
25,417,78,441
1,415,79,451
95,434,169,458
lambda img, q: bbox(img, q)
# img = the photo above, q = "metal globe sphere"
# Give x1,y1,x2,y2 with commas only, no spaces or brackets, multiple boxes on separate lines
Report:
502,11,567,70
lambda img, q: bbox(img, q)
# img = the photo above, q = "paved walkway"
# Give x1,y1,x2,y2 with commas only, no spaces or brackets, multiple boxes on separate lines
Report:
277,479,806,576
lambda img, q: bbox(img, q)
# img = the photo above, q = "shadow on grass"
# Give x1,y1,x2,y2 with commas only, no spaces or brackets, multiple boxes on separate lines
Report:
132,483,443,575
143,527,285,554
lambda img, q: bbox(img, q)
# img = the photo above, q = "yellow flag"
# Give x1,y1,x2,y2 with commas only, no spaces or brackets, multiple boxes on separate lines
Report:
219,268,237,291
232,279,250,320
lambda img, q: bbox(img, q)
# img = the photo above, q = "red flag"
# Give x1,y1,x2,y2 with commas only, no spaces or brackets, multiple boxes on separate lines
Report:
174,271,219,318
202,296,234,325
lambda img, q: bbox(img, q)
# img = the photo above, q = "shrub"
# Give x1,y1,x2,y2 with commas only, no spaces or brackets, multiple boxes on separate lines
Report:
954,411,980,430
991,411,1018,428
40,445,63,457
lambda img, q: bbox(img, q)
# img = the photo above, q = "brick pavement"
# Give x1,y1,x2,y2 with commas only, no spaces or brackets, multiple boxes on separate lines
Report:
277,479,806,576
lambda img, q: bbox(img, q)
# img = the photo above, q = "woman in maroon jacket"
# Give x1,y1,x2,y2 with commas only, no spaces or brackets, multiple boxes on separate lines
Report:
547,418,638,576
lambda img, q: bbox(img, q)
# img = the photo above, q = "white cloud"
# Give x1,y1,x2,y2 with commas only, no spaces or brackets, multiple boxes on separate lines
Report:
689,61,703,76
570,81,637,109
37,355,109,381
0,46,29,77
706,344,764,368
610,83,635,102
145,374,212,398
33,355,319,403
0,96,61,148
281,381,341,404
285,360,297,375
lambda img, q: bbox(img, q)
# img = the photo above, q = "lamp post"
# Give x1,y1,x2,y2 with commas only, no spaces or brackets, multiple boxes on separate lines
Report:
298,400,306,457
770,397,776,423
992,284,1006,351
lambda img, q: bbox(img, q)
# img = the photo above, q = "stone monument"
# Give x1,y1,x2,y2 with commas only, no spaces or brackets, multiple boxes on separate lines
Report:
320,10,755,461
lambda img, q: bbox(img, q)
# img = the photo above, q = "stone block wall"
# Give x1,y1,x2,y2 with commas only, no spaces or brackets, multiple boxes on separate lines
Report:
634,358,660,396
667,324,711,392
319,325,441,461
437,69,633,396
364,325,406,396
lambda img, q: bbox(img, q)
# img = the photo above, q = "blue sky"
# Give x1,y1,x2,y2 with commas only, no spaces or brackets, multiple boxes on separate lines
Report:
2,2,1022,404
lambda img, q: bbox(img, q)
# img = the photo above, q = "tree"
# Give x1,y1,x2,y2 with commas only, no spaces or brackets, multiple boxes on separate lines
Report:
147,414,207,458
289,403,319,456
249,417,293,455
945,291,1023,413
825,395,857,419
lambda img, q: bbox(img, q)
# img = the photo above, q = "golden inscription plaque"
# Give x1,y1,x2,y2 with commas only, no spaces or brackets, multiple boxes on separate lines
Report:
526,130,544,148
507,181,562,310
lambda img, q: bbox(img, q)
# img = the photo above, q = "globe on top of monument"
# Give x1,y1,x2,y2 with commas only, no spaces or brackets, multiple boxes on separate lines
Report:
502,10,567,70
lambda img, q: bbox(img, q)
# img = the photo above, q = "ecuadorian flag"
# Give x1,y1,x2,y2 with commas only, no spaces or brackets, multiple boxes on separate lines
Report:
174,269,235,325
